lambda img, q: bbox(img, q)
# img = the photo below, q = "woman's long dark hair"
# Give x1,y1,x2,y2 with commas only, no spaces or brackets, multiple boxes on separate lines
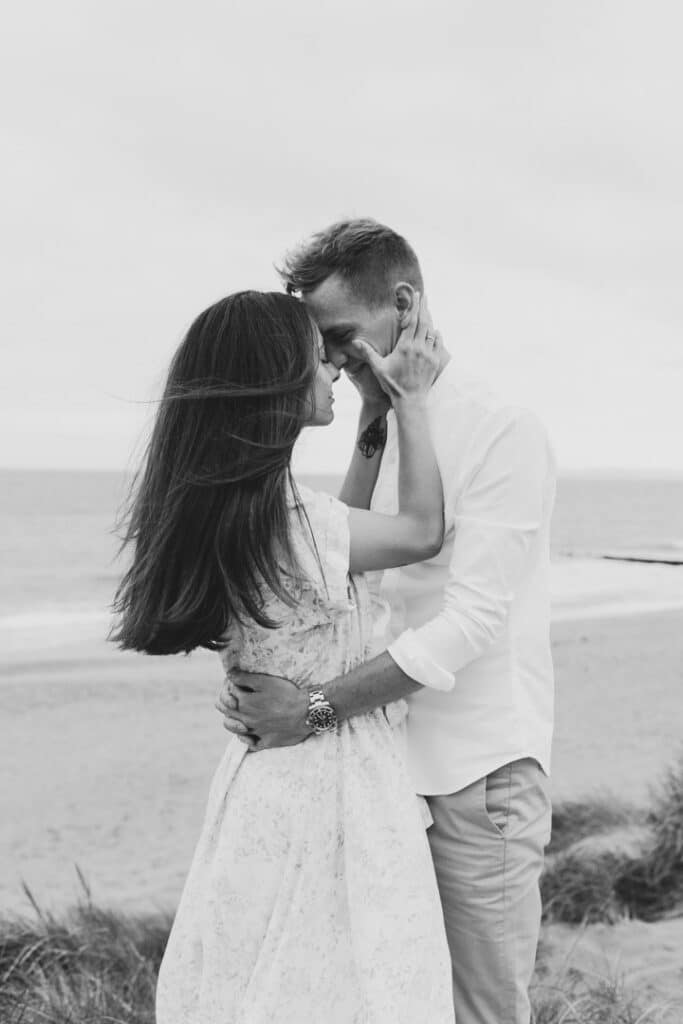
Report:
111,291,319,655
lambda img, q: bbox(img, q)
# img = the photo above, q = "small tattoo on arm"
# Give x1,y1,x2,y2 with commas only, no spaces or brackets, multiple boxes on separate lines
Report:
357,416,387,458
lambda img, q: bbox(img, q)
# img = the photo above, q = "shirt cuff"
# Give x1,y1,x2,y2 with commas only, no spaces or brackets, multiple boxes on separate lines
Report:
388,629,456,692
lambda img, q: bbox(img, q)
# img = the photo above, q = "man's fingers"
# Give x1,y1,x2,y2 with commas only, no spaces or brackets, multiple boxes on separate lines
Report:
229,670,256,692
247,735,275,753
222,716,250,735
216,692,238,713
230,670,284,693
215,691,240,715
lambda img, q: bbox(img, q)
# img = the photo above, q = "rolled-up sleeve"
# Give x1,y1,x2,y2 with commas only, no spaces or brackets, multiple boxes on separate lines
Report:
387,408,555,690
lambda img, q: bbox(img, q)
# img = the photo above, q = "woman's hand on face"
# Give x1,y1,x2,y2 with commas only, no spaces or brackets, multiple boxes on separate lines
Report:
344,357,391,411
349,294,443,404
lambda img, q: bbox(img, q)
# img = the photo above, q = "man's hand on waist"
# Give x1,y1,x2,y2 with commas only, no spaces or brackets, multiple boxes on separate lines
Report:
216,671,311,752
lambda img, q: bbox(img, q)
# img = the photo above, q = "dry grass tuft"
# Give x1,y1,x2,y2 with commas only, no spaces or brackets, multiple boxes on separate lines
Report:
531,972,677,1024
548,797,643,856
541,849,628,925
531,931,680,1024
614,753,683,921
0,875,170,1024
1,889,681,1022
545,752,683,925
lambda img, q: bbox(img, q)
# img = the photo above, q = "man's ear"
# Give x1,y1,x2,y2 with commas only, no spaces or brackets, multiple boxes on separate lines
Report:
394,282,418,328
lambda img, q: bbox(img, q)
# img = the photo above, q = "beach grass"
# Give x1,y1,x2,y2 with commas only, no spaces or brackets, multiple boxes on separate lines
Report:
2,900,678,1024
548,796,643,856
615,753,683,921
0,875,170,1024
542,752,683,926
541,848,628,925
531,963,677,1024
4,757,683,1022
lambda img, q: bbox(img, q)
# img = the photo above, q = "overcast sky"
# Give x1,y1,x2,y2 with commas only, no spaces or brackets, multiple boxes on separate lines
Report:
1,0,681,474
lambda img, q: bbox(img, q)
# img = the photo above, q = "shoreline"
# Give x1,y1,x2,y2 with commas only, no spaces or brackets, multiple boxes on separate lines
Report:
2,604,682,695
2,555,682,670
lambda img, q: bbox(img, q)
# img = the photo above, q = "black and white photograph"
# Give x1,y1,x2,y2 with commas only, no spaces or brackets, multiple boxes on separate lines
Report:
2,2,682,1022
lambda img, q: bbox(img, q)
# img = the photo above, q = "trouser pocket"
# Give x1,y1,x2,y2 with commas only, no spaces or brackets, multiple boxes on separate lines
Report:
482,761,514,837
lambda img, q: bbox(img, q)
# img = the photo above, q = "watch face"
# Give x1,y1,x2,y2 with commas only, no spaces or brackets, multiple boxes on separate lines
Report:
309,704,337,732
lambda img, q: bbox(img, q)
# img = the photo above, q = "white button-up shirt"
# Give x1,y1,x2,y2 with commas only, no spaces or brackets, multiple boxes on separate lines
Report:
371,358,556,796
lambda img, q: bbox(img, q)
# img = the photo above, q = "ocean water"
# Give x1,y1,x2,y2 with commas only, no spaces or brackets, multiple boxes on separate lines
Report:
1,469,682,630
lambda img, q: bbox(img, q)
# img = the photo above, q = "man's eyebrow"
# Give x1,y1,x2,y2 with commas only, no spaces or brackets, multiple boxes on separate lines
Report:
321,323,356,337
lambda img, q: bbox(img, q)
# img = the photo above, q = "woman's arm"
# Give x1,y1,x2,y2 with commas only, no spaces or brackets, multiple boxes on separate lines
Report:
337,399,388,510
347,395,442,572
346,296,445,573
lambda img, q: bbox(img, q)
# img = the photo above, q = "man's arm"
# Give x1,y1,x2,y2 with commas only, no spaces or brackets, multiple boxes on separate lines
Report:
321,650,422,715
387,407,555,685
217,652,421,751
219,406,554,748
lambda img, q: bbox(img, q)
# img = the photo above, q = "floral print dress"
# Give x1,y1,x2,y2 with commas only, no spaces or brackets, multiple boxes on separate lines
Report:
155,487,454,1024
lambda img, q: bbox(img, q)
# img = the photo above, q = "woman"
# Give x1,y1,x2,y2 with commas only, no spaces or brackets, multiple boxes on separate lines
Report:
112,290,454,1023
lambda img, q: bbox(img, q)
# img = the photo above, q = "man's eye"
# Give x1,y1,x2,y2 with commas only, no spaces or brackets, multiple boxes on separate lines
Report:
324,332,352,346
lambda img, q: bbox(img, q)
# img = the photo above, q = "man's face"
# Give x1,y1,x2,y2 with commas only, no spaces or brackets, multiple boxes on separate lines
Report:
302,273,397,374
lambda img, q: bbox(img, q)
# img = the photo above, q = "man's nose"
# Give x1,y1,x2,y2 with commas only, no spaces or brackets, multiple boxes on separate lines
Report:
326,361,342,383
324,346,348,371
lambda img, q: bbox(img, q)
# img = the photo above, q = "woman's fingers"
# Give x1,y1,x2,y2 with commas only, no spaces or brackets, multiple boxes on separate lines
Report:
349,336,382,371
429,331,444,368
421,294,434,333
407,291,421,341
397,291,421,348
414,294,434,347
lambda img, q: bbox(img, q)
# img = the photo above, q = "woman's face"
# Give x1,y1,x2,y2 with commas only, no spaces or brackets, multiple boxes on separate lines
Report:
307,327,339,427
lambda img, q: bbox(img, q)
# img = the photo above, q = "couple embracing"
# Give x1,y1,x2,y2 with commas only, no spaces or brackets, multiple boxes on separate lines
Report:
113,218,556,1023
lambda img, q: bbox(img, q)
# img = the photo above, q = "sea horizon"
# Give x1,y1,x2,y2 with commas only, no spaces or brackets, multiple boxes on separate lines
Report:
2,466,682,645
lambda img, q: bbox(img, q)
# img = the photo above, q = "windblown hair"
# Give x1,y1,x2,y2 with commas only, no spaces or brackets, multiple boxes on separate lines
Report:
111,291,319,655
278,218,424,308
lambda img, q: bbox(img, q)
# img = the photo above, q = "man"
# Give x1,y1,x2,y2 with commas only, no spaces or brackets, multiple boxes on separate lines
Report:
218,219,556,1024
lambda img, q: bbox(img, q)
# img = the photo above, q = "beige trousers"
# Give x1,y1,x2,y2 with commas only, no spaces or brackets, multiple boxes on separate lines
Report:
425,758,552,1024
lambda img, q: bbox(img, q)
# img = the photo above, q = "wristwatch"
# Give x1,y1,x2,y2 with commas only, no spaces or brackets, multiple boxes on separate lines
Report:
305,689,338,735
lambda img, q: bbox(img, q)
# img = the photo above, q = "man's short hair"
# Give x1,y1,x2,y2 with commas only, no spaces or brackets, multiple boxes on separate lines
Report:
278,218,424,309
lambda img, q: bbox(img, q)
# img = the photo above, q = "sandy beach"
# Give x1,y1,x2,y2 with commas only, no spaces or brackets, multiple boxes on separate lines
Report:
2,593,682,918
